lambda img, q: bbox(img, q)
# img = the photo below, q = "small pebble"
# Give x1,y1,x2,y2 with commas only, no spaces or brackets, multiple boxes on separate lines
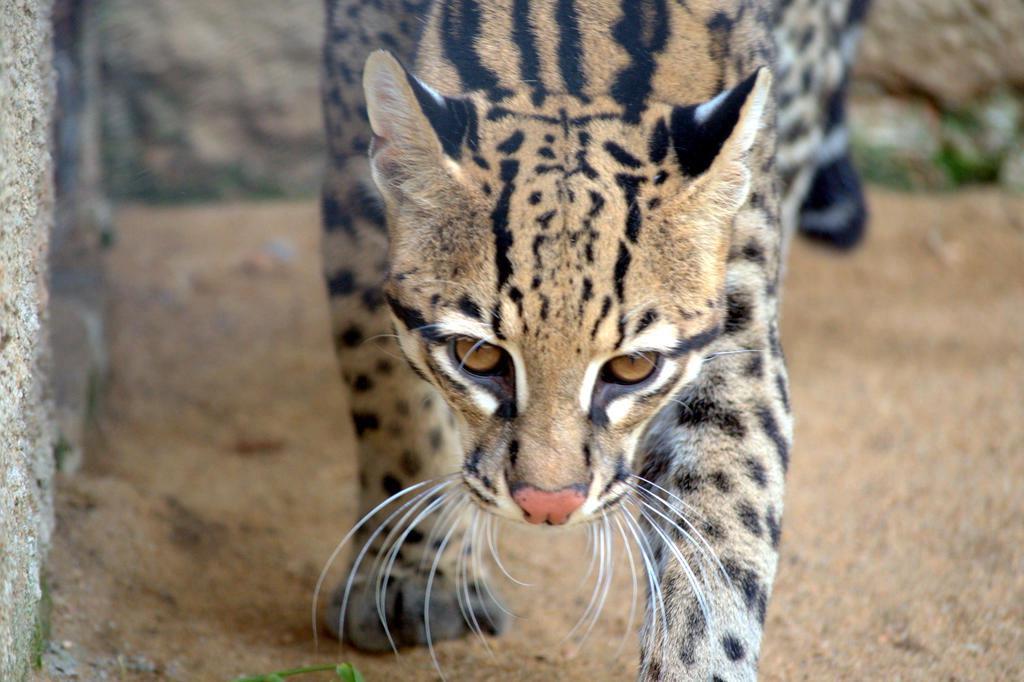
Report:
264,237,297,263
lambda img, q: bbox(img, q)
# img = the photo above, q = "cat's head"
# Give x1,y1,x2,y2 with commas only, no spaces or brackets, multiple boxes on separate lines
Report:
363,50,771,525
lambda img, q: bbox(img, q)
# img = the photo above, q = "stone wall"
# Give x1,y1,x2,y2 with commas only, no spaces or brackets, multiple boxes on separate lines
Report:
0,0,57,679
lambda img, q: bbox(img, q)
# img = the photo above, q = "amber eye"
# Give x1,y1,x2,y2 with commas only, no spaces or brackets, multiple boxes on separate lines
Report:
601,352,660,385
451,337,506,375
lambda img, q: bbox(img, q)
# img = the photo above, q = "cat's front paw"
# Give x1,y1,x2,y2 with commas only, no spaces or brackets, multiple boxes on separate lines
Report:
323,567,508,651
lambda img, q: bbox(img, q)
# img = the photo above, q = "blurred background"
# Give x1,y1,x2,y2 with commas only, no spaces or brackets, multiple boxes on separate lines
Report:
94,1,1024,202
23,0,1024,680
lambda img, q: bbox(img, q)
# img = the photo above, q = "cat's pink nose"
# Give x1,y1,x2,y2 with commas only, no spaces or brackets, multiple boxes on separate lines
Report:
512,485,586,525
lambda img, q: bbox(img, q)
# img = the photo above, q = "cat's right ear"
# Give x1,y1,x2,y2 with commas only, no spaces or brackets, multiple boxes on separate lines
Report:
363,50,476,203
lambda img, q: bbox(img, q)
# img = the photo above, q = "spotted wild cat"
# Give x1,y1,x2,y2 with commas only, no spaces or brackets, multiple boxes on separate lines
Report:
317,1,870,679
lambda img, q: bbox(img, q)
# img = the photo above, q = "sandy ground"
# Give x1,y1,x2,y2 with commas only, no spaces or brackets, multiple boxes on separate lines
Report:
40,190,1024,681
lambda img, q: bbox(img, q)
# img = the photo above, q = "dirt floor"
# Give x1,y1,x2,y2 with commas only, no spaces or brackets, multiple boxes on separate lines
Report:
40,189,1024,681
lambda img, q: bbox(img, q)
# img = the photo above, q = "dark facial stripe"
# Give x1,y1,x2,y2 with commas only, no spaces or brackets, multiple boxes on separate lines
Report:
600,455,630,497
512,0,547,106
610,0,670,123
635,308,659,334
615,314,627,349
495,400,517,420
668,324,724,357
490,302,505,339
465,480,498,507
531,234,546,272
491,160,519,292
580,277,594,315
591,295,612,339
823,75,849,132
440,0,513,100
385,293,443,341
706,11,734,93
464,447,484,478
604,141,643,168
581,192,603,264
423,353,469,394
613,240,631,302
497,130,525,155
648,118,670,163
555,0,589,102
615,174,647,242
457,294,482,319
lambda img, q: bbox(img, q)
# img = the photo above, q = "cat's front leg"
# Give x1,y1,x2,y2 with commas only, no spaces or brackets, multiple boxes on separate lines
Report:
632,334,791,681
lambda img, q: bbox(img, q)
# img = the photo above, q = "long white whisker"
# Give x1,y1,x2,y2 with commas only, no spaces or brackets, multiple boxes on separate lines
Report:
633,504,713,635
613,514,639,659
366,341,408,363
576,524,600,590
628,483,734,592
453,511,473,642
454,510,472,632
622,509,670,660
703,348,766,361
576,516,616,648
400,278,464,288
376,490,459,653
419,490,468,571
630,474,708,521
564,521,607,644
312,475,456,648
629,474,736,594
457,510,495,655
343,493,433,650
474,516,522,619
405,323,446,333
426,500,470,680
368,480,457,597
486,514,531,587
361,332,401,345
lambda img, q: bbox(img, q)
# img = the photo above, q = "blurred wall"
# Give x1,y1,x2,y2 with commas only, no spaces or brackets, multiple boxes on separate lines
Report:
857,0,1024,107
852,0,1024,191
100,0,324,201
1,0,57,677
97,0,1024,201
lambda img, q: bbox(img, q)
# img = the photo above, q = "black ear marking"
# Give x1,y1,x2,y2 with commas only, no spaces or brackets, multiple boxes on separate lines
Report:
403,69,479,160
668,69,761,177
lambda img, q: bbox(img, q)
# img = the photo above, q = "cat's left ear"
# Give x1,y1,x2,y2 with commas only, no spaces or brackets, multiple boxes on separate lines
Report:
662,68,773,220
363,50,476,202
